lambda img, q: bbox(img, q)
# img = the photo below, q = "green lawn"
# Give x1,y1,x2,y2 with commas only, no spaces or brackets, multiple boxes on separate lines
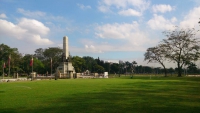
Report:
1,76,200,113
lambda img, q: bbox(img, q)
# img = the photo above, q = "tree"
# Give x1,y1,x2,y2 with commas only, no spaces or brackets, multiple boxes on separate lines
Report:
42,47,63,73
124,61,131,74
144,46,168,76
82,56,97,72
43,47,63,60
187,62,198,74
0,44,22,76
21,54,45,75
34,48,45,61
110,63,119,74
131,61,137,73
104,62,110,73
33,58,45,74
119,60,124,75
71,56,86,73
162,27,200,77
94,64,105,73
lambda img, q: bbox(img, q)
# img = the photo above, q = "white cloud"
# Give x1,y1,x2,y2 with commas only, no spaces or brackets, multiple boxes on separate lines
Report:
85,45,89,49
0,19,26,39
0,13,7,18
147,14,176,30
77,4,91,9
171,17,177,23
98,5,111,13
180,6,200,28
0,18,53,45
96,21,139,39
18,18,50,35
17,8,46,18
99,0,149,10
94,21,156,52
152,4,174,13
84,44,103,53
17,8,68,23
118,9,142,16
98,0,150,16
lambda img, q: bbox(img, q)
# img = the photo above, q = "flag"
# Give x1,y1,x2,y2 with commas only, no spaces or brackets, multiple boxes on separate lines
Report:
30,57,33,66
3,62,6,68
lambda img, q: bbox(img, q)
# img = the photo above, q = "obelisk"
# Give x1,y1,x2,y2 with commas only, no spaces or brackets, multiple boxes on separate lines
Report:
56,36,76,79
63,36,69,60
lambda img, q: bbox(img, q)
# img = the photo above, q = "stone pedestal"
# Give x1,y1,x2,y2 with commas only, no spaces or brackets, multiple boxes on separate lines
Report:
94,73,98,78
104,72,108,78
76,73,81,78
70,72,73,79
31,72,36,80
14,73,18,78
57,62,76,79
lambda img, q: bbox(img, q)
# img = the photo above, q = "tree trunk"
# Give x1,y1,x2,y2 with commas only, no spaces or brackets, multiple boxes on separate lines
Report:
177,63,182,77
161,63,167,77
164,67,167,77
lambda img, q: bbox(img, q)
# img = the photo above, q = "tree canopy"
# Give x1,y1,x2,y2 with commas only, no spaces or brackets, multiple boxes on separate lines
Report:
144,27,200,77
144,45,167,76
162,28,200,76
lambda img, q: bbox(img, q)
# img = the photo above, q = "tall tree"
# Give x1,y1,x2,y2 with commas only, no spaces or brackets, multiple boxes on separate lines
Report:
110,63,119,74
131,61,137,73
162,27,200,77
94,64,105,73
144,45,168,76
187,62,198,74
71,56,86,73
21,54,45,74
34,48,45,61
43,47,63,73
0,44,22,76
82,56,97,72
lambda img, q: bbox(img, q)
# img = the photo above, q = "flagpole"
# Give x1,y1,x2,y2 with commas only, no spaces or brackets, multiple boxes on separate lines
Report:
32,57,33,73
8,54,10,77
51,58,52,76
2,63,4,79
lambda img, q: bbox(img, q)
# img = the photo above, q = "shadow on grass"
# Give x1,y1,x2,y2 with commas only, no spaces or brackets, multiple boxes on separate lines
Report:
1,82,200,113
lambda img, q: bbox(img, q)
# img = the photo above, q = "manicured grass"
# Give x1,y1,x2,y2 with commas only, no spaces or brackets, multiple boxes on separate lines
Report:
1,76,200,113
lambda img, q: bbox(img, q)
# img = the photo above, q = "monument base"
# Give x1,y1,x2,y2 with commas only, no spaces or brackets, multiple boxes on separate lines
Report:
56,62,76,79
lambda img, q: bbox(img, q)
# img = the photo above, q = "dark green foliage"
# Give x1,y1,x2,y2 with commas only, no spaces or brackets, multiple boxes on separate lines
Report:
187,62,199,74
110,63,118,74
71,56,86,73
0,44,22,76
82,56,97,72
20,54,45,74
34,48,45,61
42,47,63,73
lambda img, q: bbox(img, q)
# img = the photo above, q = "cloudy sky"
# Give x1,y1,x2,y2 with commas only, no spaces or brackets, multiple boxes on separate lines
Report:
0,0,200,67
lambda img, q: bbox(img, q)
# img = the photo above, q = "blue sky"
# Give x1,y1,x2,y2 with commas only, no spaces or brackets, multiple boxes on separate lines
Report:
1,0,200,67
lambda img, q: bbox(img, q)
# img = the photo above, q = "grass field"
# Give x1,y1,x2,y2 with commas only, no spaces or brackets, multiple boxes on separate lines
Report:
1,76,200,113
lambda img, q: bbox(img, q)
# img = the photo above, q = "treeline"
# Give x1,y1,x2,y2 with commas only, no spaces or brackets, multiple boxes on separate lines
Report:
0,43,200,76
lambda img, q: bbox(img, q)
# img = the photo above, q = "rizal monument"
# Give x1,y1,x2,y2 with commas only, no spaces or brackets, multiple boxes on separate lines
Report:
56,36,76,79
